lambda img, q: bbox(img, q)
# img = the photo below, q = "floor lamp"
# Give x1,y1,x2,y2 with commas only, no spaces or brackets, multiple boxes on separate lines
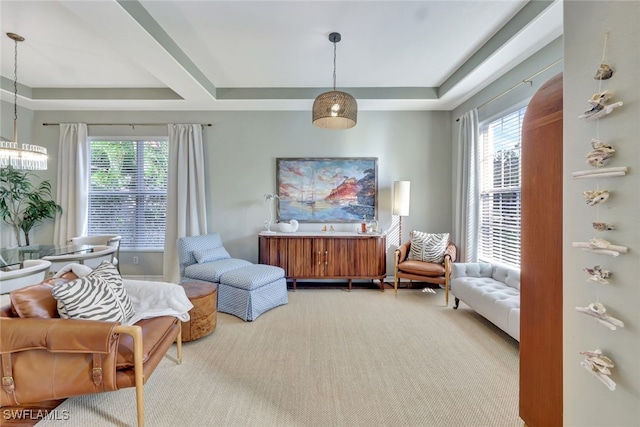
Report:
393,181,410,246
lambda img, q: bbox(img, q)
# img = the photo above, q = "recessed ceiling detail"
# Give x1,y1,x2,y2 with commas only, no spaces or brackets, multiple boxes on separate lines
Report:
0,0,562,111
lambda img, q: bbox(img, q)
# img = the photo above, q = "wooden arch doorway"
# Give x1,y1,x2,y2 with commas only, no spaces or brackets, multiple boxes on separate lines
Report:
520,72,563,427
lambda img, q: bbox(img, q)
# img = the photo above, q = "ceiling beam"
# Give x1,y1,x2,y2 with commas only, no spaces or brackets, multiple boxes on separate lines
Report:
116,0,218,100
438,0,555,98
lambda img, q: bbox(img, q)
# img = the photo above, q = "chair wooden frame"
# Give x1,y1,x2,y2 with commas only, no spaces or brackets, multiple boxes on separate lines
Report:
113,323,182,427
393,241,457,305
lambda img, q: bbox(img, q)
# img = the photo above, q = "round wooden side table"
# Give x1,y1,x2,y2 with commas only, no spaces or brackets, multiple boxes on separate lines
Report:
179,282,217,342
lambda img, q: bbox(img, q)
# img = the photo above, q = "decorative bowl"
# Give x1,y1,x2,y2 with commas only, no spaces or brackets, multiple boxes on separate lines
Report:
278,219,299,233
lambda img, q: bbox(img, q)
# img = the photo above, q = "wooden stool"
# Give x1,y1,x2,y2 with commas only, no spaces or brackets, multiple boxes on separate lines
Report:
180,282,217,342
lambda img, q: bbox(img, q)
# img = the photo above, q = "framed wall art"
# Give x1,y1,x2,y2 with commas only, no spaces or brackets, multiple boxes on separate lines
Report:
276,157,378,223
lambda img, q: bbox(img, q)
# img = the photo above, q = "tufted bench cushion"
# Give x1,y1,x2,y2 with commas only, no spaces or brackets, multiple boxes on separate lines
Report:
450,262,520,341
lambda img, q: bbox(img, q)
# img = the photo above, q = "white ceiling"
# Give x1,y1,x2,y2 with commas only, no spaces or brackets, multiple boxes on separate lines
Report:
0,0,563,112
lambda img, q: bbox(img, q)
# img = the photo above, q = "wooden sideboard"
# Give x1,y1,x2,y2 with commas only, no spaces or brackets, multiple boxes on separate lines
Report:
258,232,387,291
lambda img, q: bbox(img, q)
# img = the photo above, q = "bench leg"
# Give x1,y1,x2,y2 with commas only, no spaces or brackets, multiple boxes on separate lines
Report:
453,297,460,309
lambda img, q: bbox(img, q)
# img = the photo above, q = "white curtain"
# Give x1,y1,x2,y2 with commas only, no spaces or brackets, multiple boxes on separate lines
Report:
163,124,208,283
453,109,479,262
54,123,88,245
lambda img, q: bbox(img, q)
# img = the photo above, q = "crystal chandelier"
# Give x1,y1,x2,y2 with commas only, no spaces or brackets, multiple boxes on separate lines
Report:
0,33,47,170
312,32,357,130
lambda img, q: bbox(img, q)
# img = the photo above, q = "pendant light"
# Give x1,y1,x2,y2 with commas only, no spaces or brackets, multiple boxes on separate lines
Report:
312,32,357,130
0,33,48,170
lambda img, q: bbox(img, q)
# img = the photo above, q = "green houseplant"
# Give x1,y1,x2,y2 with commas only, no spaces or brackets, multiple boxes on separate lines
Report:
0,165,62,246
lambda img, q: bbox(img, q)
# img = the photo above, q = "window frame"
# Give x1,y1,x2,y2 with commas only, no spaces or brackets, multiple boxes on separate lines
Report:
477,103,527,269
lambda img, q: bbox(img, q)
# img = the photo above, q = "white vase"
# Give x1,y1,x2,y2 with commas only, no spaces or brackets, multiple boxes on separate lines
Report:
278,219,299,233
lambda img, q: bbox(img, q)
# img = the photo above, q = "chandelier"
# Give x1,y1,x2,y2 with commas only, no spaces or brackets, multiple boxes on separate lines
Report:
312,32,357,130
0,33,47,170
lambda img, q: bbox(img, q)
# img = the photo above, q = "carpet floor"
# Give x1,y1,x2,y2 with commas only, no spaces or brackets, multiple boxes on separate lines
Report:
36,288,522,427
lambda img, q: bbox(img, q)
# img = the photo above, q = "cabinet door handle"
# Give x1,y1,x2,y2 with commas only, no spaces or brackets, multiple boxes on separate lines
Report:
318,250,321,266
325,250,328,265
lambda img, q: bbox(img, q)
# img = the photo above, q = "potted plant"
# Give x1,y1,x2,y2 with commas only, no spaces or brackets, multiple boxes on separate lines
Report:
0,165,62,246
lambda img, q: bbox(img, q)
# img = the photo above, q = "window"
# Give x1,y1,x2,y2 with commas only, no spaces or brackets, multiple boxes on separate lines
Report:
88,139,169,249
478,106,526,268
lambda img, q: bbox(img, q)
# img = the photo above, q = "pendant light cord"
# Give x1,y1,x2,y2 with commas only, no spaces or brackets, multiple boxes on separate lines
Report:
332,41,337,91
13,37,18,124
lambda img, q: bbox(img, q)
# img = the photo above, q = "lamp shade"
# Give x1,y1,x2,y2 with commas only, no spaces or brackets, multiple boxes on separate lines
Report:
312,90,358,130
392,181,410,216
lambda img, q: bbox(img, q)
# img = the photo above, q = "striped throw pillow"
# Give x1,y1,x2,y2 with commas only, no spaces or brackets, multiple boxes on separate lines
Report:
52,261,134,322
408,231,450,263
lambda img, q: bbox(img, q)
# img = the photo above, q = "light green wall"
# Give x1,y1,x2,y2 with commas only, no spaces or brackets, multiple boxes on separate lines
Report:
564,2,640,426
27,109,452,277
449,36,563,254
451,36,564,124
1,100,37,247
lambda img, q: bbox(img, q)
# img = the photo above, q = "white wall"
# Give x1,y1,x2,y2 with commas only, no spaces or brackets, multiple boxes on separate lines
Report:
564,2,640,426
26,109,451,277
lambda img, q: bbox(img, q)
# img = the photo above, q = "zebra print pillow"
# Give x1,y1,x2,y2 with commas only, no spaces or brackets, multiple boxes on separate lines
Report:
408,231,450,263
52,261,135,323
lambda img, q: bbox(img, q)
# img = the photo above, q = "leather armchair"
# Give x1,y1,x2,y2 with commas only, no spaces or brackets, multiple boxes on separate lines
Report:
0,274,182,427
394,241,457,305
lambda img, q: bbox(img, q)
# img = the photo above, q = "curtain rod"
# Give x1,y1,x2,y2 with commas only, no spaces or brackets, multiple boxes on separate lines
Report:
455,58,563,122
42,123,212,128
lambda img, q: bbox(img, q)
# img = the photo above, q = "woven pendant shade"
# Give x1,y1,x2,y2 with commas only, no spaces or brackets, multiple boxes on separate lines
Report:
312,90,358,130
312,32,357,130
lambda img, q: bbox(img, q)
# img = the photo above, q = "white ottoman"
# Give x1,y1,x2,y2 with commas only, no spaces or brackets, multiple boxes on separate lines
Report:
218,264,288,321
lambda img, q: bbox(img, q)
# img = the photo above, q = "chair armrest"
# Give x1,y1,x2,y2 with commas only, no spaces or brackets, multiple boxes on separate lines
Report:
444,243,457,263
0,317,119,354
394,241,411,266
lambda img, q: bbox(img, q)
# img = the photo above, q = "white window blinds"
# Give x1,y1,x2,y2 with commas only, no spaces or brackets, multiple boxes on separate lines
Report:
478,106,525,268
88,139,169,249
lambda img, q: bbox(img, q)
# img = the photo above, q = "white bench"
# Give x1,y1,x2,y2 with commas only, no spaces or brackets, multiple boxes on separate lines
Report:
450,262,520,341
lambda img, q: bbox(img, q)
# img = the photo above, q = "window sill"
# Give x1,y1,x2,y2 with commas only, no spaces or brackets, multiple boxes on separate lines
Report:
121,248,164,253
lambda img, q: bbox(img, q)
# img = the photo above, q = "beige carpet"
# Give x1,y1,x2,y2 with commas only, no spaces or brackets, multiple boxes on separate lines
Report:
37,289,522,427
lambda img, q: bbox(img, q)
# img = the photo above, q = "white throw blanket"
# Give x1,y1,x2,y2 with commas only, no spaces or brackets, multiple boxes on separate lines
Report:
53,263,193,325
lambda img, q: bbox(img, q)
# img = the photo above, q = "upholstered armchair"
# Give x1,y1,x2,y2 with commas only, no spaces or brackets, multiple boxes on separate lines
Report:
177,233,252,285
42,245,116,275
177,233,288,321
394,238,457,305
70,235,122,272
0,259,51,294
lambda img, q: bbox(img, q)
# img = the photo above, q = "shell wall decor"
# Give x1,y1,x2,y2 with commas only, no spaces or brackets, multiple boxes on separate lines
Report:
572,30,632,392
580,349,616,391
